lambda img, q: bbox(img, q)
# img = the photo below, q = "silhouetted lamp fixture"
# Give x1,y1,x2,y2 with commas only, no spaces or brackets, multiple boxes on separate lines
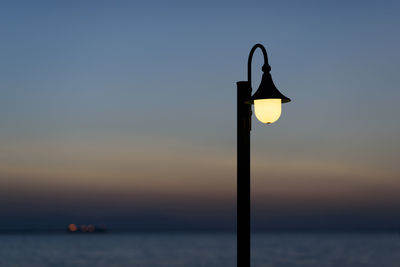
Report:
248,44,291,123
236,44,291,267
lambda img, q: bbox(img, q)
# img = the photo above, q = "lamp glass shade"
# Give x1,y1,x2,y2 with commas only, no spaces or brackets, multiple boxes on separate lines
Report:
254,99,281,124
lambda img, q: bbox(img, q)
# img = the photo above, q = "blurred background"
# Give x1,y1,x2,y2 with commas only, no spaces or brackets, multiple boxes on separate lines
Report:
0,0,399,233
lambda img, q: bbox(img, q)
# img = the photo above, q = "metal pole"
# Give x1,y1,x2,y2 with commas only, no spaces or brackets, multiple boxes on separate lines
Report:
237,81,251,267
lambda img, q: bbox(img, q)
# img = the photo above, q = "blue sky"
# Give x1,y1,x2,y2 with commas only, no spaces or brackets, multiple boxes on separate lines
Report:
0,0,399,230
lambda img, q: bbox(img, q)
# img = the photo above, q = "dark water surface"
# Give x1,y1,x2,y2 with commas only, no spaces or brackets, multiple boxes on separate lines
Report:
1,233,399,266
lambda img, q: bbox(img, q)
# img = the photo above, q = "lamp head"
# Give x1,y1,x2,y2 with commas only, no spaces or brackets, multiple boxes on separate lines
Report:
251,64,291,124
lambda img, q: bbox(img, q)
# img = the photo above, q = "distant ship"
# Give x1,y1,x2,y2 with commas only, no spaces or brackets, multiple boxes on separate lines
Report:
67,224,107,233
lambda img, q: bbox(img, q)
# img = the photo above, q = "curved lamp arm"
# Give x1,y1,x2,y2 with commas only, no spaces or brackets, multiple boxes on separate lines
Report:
247,43,271,89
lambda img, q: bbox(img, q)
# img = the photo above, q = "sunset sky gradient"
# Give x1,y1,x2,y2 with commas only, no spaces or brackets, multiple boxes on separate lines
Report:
1,0,399,231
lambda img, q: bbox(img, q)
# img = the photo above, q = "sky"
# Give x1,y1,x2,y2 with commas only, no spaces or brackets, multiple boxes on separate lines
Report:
0,0,399,231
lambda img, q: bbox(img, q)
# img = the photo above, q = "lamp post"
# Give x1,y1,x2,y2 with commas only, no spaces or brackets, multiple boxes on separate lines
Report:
237,44,291,267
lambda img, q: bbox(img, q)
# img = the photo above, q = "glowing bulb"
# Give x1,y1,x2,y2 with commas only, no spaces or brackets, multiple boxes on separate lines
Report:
254,99,282,124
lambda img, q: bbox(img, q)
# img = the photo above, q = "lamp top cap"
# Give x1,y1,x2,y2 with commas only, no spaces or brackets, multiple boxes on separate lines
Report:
247,44,291,103
251,72,291,103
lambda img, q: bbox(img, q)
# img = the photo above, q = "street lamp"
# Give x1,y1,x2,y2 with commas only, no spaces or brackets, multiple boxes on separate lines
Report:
236,44,291,267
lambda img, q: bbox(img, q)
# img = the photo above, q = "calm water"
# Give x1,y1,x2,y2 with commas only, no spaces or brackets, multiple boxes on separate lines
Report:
1,233,400,267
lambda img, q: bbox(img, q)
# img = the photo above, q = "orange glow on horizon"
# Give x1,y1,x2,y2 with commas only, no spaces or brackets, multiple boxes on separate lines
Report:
88,224,95,232
68,224,78,232
80,224,88,232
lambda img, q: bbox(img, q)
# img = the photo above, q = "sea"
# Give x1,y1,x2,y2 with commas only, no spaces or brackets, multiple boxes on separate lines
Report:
0,233,399,267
